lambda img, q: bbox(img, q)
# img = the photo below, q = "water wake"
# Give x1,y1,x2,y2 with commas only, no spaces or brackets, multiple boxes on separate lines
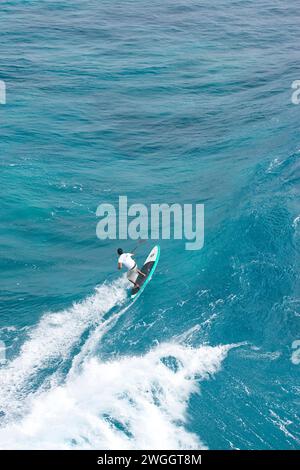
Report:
0,277,128,422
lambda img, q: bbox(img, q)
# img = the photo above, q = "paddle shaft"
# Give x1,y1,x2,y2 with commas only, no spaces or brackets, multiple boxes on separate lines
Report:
132,239,147,254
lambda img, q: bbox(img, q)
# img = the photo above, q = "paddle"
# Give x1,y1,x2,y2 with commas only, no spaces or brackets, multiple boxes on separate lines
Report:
131,239,147,254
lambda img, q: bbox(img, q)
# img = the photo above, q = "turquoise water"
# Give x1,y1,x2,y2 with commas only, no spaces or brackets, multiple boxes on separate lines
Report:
1,0,300,449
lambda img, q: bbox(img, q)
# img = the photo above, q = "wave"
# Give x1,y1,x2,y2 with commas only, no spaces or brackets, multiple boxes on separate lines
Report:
0,277,128,423
0,341,233,449
0,274,236,450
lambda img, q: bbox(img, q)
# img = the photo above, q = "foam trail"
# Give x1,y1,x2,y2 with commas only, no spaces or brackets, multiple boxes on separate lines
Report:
68,301,133,376
0,342,233,449
0,277,128,422
68,292,143,375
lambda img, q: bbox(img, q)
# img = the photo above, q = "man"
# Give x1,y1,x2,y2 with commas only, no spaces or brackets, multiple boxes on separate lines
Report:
117,248,145,289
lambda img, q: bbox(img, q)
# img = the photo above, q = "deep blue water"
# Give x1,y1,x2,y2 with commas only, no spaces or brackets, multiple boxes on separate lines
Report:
0,0,300,449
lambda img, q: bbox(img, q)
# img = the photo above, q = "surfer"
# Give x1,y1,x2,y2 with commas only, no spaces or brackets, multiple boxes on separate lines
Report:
117,248,146,289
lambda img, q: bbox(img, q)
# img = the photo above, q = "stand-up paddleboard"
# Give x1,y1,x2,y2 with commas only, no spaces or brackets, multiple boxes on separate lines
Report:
131,245,160,299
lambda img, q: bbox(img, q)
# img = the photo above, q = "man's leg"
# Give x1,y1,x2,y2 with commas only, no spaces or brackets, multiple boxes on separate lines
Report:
129,279,140,289
137,268,146,277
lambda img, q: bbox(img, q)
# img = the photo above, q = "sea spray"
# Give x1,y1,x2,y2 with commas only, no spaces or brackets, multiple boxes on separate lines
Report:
0,342,233,449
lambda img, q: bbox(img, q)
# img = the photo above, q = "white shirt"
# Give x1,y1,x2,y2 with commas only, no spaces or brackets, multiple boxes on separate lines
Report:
118,253,135,270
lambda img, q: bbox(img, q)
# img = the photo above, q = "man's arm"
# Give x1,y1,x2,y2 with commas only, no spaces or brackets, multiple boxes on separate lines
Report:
118,262,122,270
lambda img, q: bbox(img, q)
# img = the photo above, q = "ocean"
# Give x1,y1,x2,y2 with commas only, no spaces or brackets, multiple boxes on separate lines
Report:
0,0,300,449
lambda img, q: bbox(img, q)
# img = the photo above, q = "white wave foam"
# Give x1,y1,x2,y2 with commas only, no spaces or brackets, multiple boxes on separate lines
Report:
266,157,283,173
292,215,300,229
0,277,128,421
269,410,300,445
0,342,232,450
291,340,300,365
